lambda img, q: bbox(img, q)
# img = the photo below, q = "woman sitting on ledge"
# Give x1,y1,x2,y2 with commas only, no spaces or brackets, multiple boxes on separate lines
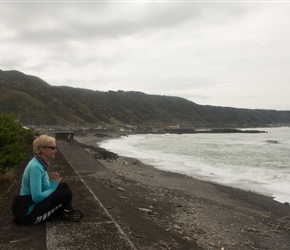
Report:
12,135,84,224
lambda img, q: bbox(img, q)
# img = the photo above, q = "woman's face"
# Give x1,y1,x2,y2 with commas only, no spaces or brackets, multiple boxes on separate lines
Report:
40,141,57,161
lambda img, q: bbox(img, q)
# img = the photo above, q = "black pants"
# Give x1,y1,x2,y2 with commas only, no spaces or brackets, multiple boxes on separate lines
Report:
22,182,73,224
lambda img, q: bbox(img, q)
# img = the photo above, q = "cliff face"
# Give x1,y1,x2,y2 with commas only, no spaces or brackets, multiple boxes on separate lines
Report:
1,69,290,128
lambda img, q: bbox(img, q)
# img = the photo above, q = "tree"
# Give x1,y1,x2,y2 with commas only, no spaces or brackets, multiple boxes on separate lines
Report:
0,114,33,174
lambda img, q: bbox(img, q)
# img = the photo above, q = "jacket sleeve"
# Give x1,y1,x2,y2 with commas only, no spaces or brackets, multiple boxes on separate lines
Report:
29,166,58,203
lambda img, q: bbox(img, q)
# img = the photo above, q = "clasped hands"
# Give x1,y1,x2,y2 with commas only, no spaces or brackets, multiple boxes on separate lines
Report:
50,171,62,183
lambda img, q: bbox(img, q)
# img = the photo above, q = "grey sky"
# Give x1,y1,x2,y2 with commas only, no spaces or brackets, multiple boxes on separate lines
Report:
1,1,290,110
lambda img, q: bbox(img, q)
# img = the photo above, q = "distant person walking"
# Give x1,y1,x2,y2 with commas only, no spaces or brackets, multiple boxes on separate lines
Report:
11,135,84,224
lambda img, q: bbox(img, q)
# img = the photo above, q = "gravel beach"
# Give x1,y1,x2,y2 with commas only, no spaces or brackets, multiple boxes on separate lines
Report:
74,132,290,250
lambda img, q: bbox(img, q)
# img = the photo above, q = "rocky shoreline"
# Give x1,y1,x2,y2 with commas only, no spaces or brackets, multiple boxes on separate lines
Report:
74,132,290,250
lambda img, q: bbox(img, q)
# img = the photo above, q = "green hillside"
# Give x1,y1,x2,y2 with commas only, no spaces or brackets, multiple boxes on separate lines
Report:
1,69,290,128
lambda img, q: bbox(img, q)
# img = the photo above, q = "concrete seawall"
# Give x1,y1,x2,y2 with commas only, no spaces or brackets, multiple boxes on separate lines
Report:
0,140,136,250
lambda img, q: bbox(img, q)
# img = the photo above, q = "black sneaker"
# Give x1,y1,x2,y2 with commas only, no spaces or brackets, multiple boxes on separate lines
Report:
61,209,84,222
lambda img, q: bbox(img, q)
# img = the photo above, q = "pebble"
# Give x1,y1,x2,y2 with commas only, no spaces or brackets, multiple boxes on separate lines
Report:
183,236,191,241
246,227,259,233
173,224,181,231
117,187,127,192
137,207,153,214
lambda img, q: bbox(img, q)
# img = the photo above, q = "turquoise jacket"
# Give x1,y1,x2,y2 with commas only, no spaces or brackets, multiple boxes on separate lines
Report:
20,157,58,214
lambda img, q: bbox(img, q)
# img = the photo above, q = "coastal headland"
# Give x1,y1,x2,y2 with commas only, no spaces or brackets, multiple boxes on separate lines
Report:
73,130,290,250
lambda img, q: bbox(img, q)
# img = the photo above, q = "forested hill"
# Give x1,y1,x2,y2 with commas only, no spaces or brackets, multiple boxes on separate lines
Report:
1,69,290,128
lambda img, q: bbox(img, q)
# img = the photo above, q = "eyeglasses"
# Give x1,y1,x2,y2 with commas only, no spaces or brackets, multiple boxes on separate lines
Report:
42,146,57,150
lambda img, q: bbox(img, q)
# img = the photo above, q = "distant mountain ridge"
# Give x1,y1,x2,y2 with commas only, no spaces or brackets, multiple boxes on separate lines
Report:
1,69,290,128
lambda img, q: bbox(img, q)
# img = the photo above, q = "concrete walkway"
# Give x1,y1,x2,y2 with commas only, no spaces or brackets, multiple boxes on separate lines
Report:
0,140,136,250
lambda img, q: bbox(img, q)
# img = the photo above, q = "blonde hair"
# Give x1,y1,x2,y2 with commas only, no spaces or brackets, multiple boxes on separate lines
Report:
33,135,56,155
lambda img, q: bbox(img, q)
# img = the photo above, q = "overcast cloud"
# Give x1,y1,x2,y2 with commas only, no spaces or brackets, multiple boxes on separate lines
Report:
1,1,290,110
